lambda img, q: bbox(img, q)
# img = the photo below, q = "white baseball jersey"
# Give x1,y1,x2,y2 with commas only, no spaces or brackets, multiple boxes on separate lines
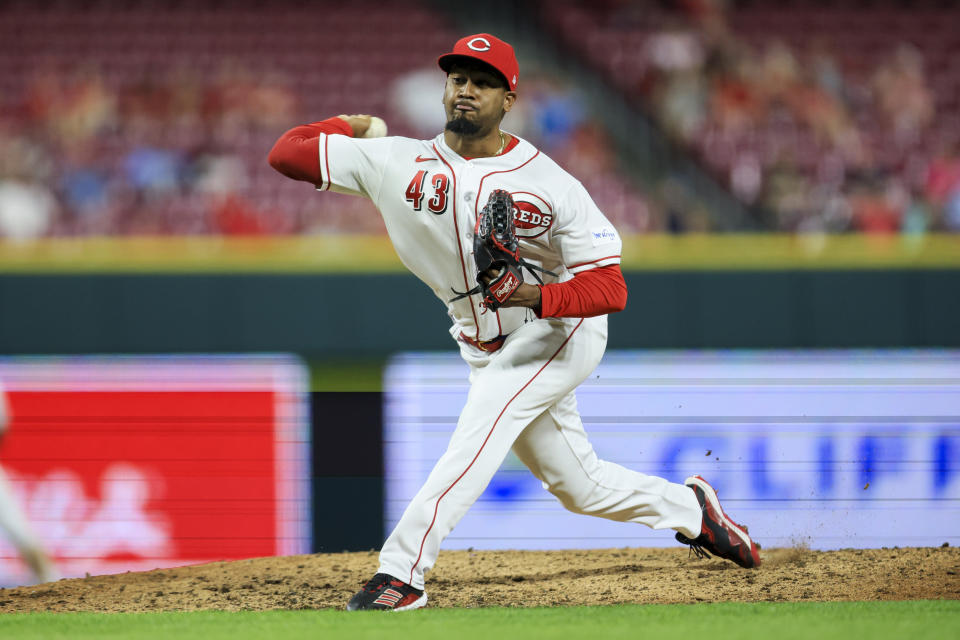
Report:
311,129,702,592
316,131,622,340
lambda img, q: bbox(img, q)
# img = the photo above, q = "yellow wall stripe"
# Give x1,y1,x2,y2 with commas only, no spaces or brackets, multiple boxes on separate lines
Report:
619,233,960,270
0,234,957,273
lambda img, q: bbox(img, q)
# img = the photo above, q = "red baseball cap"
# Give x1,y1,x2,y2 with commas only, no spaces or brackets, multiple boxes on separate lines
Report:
437,33,519,91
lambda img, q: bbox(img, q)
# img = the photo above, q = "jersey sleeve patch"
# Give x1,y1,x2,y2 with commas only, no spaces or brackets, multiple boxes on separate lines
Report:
590,226,619,247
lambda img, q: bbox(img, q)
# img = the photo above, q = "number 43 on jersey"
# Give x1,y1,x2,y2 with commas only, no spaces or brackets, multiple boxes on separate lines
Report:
405,171,449,214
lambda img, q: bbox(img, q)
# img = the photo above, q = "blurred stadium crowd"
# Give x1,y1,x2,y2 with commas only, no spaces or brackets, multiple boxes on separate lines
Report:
545,0,960,233
0,0,958,239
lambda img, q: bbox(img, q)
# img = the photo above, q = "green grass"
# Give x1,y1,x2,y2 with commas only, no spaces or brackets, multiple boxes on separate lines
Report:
1,601,957,640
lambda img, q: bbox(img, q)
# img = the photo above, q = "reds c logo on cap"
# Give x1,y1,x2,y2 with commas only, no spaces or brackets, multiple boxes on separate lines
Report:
467,37,491,52
437,33,520,91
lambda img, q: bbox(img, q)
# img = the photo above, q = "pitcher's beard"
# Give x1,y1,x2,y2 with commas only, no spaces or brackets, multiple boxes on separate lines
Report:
445,114,483,136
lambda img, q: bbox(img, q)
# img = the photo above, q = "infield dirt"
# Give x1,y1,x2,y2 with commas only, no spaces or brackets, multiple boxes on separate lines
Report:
1,546,957,612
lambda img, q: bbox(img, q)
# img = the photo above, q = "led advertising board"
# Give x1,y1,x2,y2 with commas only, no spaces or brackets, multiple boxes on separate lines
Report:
0,355,310,587
384,350,959,551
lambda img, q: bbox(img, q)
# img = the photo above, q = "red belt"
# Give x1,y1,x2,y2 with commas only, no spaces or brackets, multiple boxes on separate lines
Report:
459,333,507,353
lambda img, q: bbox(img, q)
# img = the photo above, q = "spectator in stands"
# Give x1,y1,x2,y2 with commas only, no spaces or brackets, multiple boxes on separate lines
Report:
527,77,586,150
872,44,934,144
656,67,708,142
0,178,57,241
759,152,810,231
758,40,799,107
709,45,764,135
59,141,114,235
391,67,449,137
944,188,960,232
729,152,762,206
925,141,960,216
849,177,901,235
787,69,856,150
902,187,933,235
808,39,847,107
0,133,58,241
24,66,115,144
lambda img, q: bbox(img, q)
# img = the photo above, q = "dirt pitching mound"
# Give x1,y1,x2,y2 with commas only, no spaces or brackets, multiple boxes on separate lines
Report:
1,546,958,612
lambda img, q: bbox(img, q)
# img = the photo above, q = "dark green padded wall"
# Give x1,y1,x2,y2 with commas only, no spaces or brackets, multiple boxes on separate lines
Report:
1,271,957,354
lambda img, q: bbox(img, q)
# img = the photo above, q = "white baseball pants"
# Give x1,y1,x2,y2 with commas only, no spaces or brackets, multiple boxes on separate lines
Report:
378,315,702,590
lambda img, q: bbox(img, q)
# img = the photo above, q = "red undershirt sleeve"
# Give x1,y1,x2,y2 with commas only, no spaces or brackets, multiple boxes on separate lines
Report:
537,264,628,318
267,117,355,184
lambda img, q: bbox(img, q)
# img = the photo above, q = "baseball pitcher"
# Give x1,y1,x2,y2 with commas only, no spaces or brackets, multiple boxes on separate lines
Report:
269,33,761,611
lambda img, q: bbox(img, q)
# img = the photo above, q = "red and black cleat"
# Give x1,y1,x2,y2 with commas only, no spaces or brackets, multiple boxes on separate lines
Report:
346,573,428,611
675,475,762,569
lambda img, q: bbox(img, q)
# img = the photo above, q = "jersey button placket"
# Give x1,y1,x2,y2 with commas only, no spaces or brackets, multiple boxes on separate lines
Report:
458,164,476,238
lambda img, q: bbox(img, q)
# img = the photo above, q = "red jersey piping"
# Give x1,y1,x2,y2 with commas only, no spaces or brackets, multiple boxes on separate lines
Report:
433,143,480,339
567,255,621,270
474,151,541,218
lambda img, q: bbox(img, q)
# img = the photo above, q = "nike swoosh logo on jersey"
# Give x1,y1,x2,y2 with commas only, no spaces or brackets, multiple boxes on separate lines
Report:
415,155,437,162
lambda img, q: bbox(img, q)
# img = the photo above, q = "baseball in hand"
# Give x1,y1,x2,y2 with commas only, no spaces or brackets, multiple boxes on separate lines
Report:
363,116,388,138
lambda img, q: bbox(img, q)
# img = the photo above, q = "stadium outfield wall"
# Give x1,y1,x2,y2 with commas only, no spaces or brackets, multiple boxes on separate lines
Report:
0,235,957,356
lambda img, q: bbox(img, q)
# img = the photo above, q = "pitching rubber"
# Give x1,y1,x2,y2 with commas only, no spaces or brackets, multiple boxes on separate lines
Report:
392,592,428,612
685,475,754,549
